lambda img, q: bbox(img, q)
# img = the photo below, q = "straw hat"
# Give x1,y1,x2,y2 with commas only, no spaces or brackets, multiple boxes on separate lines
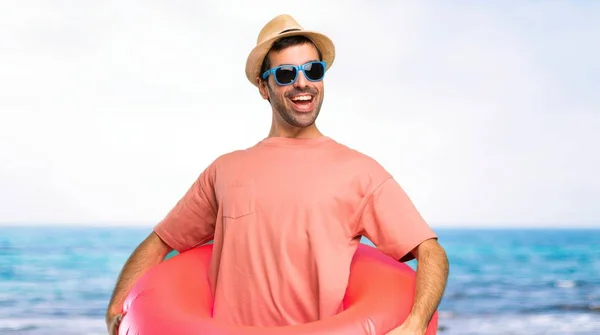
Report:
245,14,336,87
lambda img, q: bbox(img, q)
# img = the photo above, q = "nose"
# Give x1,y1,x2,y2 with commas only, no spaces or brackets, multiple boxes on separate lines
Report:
293,69,309,88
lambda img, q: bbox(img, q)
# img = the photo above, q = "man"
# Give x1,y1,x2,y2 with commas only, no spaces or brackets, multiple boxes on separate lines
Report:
106,14,449,335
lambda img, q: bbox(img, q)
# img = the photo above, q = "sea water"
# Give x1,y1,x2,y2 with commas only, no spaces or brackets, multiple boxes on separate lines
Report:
0,226,598,335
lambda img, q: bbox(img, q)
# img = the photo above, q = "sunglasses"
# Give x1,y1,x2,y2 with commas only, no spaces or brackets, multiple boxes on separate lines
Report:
261,61,327,86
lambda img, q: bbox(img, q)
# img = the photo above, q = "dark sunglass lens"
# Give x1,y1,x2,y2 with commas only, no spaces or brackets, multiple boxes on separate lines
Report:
304,62,325,80
275,66,297,84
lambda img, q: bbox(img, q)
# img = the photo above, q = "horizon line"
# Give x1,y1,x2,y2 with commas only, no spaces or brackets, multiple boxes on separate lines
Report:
0,221,598,229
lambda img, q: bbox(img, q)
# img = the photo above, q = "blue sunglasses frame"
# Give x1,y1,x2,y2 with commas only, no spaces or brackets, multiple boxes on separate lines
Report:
261,61,327,86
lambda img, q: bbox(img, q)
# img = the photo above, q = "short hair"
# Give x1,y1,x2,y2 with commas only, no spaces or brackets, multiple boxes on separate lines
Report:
260,35,324,81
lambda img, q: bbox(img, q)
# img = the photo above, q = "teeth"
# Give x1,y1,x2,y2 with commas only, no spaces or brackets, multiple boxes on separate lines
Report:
291,95,312,101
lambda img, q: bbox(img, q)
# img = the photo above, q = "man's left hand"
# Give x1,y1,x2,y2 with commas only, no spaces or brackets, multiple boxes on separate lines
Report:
385,321,426,335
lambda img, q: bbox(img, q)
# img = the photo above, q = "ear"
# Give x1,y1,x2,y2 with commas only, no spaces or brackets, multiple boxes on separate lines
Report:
258,77,270,100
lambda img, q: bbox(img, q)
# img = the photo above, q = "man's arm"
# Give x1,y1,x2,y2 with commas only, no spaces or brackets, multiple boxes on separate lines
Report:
105,161,219,334
351,173,449,334
390,238,449,334
105,232,172,333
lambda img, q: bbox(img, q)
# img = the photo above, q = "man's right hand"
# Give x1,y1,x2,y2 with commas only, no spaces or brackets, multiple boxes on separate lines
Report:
106,313,123,335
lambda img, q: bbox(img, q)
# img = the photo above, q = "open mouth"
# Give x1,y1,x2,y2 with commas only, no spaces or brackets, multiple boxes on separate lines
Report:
289,94,315,112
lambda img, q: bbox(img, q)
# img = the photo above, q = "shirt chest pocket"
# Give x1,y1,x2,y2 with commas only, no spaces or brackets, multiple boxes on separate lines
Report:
222,182,256,219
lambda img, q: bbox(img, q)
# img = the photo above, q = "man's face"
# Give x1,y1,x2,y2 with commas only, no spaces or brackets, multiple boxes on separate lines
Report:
259,42,325,129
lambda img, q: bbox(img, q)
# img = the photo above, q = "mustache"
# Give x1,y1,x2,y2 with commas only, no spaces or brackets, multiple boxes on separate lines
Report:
285,87,318,98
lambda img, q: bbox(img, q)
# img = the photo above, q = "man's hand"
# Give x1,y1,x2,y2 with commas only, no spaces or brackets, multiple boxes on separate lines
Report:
385,322,425,335
385,314,427,334
106,313,122,335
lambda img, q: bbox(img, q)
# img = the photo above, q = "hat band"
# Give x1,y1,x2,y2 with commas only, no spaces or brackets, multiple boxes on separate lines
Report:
279,28,301,35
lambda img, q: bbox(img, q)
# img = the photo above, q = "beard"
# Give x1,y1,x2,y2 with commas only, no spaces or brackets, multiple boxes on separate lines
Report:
268,83,323,128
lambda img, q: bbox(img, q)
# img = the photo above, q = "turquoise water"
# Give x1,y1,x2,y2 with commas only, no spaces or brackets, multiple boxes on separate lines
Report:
0,226,599,334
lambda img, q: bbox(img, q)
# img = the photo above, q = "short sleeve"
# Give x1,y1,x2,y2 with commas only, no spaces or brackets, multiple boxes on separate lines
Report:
153,161,218,252
356,177,437,262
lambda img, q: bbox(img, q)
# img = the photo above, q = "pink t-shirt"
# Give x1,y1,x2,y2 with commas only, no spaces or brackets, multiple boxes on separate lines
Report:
153,136,437,327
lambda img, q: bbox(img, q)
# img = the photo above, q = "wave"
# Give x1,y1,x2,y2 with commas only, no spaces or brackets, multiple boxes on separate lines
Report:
0,317,106,335
519,303,600,314
438,313,600,335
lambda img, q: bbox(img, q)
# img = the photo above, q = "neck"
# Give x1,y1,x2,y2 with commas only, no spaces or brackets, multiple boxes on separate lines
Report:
268,117,323,139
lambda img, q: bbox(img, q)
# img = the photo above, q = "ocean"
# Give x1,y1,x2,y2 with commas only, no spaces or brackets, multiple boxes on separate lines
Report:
0,226,598,335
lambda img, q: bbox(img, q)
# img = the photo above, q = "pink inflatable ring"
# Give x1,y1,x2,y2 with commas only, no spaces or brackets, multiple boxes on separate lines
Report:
118,243,438,335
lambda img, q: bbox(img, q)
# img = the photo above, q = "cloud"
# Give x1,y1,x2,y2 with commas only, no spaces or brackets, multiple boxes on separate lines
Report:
0,1,598,227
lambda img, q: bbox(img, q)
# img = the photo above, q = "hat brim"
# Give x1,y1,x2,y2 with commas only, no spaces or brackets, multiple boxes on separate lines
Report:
245,30,335,87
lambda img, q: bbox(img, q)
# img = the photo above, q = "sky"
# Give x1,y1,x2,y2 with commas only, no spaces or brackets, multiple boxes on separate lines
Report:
0,1,598,228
